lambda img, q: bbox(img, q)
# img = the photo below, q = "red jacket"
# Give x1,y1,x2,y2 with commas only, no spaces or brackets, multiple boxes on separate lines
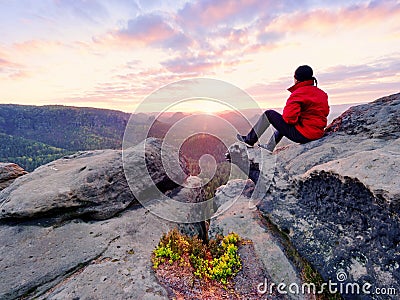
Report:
283,80,329,140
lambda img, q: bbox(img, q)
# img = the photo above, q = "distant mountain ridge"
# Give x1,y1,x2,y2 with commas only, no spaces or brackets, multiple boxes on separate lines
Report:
0,103,360,171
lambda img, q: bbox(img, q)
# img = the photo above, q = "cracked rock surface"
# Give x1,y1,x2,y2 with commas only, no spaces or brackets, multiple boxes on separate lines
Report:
0,138,200,300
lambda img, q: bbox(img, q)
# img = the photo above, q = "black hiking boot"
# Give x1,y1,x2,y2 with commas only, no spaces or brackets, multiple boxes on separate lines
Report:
236,134,255,148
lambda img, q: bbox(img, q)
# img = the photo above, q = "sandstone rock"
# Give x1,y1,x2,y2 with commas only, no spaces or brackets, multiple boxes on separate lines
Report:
209,179,302,300
0,219,114,299
0,137,206,300
0,206,175,300
224,143,276,202
0,149,133,221
2,92,399,300
165,175,208,240
303,142,400,213
212,178,256,215
251,93,400,299
325,92,400,139
123,137,188,196
0,163,27,191
0,138,187,221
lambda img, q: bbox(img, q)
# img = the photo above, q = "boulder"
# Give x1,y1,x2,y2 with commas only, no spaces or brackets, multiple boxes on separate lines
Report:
325,92,400,139
0,206,176,300
0,138,187,221
0,150,131,221
0,163,27,191
0,137,204,299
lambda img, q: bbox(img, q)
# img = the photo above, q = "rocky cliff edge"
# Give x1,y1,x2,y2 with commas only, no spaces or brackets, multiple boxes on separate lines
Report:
226,92,400,299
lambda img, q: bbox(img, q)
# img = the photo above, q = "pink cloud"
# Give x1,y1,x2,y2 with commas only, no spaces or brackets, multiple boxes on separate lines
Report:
89,2,285,62
118,14,176,44
177,0,274,27
268,1,400,33
319,55,400,84
62,67,200,110
0,57,28,79
0,58,16,68
160,50,246,75
12,40,64,53
8,70,30,79
94,13,192,50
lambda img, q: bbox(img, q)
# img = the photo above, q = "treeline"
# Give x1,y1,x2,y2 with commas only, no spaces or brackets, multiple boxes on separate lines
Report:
0,133,72,171
0,104,167,171
0,104,130,151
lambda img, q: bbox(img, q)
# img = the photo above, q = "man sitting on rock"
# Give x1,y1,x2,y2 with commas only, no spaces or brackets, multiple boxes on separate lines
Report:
237,65,329,152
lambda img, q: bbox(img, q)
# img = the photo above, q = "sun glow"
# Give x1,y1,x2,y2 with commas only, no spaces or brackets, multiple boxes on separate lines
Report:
163,98,230,114
196,99,228,114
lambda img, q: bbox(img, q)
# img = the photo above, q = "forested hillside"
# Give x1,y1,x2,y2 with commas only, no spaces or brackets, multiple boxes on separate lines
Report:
0,105,130,151
0,104,180,171
0,104,249,177
0,105,135,171
0,133,71,171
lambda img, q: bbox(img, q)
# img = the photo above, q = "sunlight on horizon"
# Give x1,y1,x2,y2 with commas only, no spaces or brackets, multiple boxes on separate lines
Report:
159,98,238,115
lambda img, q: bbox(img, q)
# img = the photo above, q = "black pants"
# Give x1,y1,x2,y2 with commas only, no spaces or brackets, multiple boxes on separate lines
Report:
245,109,311,150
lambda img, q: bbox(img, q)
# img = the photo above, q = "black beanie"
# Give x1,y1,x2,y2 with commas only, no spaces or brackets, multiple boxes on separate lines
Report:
294,65,313,82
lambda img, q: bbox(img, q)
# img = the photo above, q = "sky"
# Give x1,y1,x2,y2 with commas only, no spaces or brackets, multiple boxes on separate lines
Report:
0,0,399,113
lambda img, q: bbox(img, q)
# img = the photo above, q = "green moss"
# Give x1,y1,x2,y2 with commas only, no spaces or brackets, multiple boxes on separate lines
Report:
152,229,242,285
